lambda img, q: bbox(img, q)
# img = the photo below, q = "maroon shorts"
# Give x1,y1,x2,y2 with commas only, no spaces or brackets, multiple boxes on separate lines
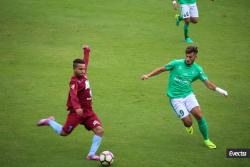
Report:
62,110,102,134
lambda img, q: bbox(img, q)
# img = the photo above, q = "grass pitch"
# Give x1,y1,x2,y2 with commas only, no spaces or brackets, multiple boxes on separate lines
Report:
0,0,249,167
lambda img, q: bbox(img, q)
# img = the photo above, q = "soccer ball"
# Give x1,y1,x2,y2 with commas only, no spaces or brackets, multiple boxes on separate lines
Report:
100,151,114,166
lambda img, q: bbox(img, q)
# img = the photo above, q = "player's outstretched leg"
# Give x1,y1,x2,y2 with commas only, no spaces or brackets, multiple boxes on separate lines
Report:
198,117,216,149
183,19,193,43
37,116,63,135
191,107,216,149
184,23,193,43
86,126,104,161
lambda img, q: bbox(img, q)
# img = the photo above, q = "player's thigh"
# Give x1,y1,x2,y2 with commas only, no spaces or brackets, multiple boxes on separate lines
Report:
180,4,191,19
170,98,190,119
185,94,202,120
190,106,202,120
83,112,103,132
62,111,81,134
190,3,199,18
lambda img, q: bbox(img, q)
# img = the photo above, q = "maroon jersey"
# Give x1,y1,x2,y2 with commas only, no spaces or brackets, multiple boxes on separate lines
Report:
66,74,93,116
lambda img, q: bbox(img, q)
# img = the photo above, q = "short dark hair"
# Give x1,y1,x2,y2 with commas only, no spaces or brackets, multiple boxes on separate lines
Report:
73,59,85,68
186,46,198,55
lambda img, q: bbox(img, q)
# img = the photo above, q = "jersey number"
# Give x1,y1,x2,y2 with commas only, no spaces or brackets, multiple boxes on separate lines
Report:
179,110,184,117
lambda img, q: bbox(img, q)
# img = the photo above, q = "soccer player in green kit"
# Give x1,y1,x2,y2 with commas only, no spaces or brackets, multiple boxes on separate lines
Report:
172,0,199,43
141,46,228,149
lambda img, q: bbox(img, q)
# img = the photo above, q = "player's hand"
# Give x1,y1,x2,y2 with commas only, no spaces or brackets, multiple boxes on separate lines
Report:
221,90,228,97
173,1,178,10
82,45,90,52
219,90,228,97
141,74,149,80
75,108,84,117
215,87,228,97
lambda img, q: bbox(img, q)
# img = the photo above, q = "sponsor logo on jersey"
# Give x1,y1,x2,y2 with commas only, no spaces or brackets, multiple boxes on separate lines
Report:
178,66,182,70
174,76,191,85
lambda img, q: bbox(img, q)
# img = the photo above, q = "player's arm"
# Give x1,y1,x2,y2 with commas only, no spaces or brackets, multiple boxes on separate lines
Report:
203,80,228,97
69,80,84,116
141,67,167,80
172,0,178,10
82,45,90,74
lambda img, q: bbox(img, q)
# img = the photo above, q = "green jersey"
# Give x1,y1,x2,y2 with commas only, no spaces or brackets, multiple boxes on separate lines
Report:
178,0,196,5
165,59,208,98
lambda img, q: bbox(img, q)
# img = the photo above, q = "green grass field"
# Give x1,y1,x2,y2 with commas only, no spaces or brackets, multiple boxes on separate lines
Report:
1,0,250,166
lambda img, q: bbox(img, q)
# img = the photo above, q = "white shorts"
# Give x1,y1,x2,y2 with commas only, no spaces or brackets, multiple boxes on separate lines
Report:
170,93,199,119
180,3,199,18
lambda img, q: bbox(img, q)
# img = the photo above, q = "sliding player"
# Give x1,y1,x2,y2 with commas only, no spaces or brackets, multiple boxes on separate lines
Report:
141,46,228,149
172,0,199,43
37,45,104,160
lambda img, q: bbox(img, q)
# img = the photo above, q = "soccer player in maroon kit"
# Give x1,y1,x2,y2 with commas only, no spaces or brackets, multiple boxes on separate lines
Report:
37,45,104,161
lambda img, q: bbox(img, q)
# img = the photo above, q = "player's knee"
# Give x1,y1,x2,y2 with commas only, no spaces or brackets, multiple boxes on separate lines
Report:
97,127,104,136
60,130,70,137
185,121,192,127
94,126,104,136
184,18,190,24
192,19,198,24
183,118,192,127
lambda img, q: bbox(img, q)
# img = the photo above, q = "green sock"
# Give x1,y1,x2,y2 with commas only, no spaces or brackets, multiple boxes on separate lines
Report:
184,23,189,39
198,117,209,140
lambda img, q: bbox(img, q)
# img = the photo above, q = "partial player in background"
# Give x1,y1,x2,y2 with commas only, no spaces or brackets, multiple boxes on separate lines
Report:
141,46,228,149
37,45,104,161
172,0,199,43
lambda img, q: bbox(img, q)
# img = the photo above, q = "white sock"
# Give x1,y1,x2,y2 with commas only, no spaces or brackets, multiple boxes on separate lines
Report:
88,135,102,156
48,120,62,135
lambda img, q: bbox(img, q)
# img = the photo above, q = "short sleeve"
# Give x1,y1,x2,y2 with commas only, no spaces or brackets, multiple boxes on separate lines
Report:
165,60,177,71
198,67,208,81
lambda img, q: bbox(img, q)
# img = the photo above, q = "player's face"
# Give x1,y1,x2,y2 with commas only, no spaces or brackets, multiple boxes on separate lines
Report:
74,63,86,77
185,53,197,65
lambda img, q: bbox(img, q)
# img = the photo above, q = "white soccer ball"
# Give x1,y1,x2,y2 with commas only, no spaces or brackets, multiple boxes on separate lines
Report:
100,151,114,166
